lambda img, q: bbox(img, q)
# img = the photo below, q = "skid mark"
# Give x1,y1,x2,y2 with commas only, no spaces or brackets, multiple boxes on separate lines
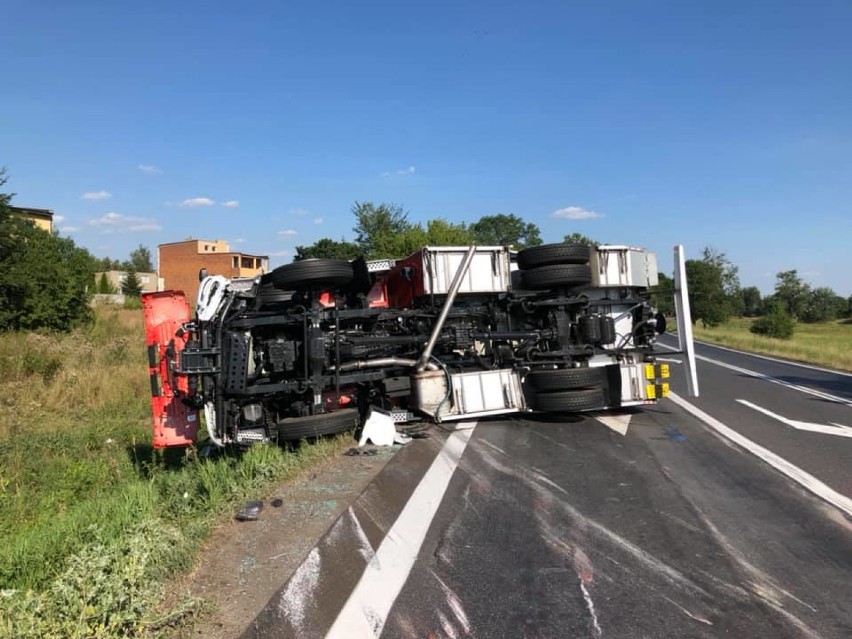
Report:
580,582,603,638
477,447,711,597
692,508,821,638
662,595,714,626
431,569,472,635
477,439,508,456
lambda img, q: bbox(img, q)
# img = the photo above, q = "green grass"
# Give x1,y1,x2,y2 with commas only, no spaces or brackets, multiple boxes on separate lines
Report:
692,317,852,372
0,307,353,637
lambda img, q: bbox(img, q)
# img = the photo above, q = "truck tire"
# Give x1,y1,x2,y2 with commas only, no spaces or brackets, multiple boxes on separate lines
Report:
525,367,606,392
269,259,354,291
256,283,293,309
521,264,592,290
277,409,360,441
518,243,591,269
526,388,606,413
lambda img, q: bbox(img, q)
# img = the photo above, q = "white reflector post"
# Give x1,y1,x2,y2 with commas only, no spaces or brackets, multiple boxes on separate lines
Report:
673,245,699,397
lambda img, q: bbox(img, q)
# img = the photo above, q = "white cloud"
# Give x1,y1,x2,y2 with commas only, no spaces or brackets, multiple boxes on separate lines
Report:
138,164,162,175
89,212,123,225
54,215,65,223
313,217,324,225
81,190,112,201
277,229,298,237
381,166,416,177
233,237,247,244
179,197,215,207
60,225,80,233
220,200,239,208
87,212,161,232
129,222,162,231
288,208,310,217
551,206,604,220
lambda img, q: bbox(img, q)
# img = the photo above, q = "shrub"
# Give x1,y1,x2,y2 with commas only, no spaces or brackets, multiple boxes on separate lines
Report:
750,309,795,339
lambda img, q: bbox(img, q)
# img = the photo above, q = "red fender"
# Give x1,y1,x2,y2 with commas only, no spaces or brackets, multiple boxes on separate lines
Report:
142,291,199,448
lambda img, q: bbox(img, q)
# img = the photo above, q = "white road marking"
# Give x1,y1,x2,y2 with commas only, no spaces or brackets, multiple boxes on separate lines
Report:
595,412,632,436
658,343,852,408
737,399,852,438
692,339,852,378
668,392,852,519
325,425,475,638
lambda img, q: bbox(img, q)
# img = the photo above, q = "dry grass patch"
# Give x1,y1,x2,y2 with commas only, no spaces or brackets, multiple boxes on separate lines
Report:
0,306,356,637
693,318,852,372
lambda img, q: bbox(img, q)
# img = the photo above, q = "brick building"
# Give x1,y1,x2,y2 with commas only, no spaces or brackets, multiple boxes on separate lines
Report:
158,239,268,302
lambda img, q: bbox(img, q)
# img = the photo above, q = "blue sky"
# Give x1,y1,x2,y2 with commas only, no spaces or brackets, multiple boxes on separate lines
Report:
3,0,851,295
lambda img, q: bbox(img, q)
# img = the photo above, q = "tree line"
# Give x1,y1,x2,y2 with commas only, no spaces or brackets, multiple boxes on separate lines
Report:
651,247,852,339
4,163,847,336
0,168,153,330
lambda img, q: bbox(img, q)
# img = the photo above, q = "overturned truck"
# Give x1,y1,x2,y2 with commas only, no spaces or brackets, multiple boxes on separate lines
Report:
143,242,697,448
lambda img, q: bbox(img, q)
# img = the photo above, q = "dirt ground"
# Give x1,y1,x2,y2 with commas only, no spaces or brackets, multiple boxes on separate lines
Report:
167,445,397,638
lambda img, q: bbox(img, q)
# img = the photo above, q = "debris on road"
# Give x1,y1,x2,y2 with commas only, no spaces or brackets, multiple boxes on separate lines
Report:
236,500,264,521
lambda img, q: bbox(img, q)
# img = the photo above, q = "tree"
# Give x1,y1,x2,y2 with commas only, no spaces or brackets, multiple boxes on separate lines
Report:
683,247,744,327
96,272,115,294
469,214,541,249
562,232,599,247
774,270,810,319
702,246,743,315
121,268,143,297
127,244,153,272
801,287,846,323
352,201,411,257
1,169,98,331
685,259,730,327
294,238,362,261
741,286,763,317
424,219,473,245
99,256,122,271
649,272,675,316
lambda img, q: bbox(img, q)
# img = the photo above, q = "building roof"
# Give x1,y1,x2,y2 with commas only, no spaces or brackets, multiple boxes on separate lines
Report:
9,205,54,220
158,238,268,259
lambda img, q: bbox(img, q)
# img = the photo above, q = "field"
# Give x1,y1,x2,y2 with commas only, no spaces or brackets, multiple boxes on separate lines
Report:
692,317,852,372
0,306,351,637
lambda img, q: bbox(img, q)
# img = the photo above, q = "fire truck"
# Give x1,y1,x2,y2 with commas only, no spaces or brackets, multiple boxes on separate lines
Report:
143,242,698,448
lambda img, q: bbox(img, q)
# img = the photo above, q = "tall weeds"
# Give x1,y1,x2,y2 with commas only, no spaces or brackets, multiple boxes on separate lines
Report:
0,306,351,637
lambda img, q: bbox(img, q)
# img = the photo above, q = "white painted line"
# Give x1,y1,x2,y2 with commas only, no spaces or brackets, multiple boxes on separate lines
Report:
660,336,852,378
737,399,852,438
595,412,632,436
658,343,852,408
325,424,476,638
668,392,852,519
694,339,852,378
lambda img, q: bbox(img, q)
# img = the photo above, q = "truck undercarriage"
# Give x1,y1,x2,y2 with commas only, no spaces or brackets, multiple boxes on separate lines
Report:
143,242,697,449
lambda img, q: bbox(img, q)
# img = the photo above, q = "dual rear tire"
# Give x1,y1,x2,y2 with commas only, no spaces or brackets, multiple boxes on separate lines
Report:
524,366,608,413
517,243,593,290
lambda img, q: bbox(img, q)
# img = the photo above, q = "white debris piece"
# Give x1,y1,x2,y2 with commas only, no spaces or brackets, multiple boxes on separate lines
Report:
359,408,411,446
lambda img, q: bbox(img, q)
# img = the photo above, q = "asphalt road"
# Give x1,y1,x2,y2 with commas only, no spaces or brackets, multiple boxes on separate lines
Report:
248,341,852,638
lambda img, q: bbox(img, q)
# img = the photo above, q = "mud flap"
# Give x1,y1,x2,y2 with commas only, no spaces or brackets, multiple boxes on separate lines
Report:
142,291,199,448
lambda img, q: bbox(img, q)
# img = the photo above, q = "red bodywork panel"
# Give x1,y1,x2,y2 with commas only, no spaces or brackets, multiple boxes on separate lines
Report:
383,250,428,309
142,291,199,448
